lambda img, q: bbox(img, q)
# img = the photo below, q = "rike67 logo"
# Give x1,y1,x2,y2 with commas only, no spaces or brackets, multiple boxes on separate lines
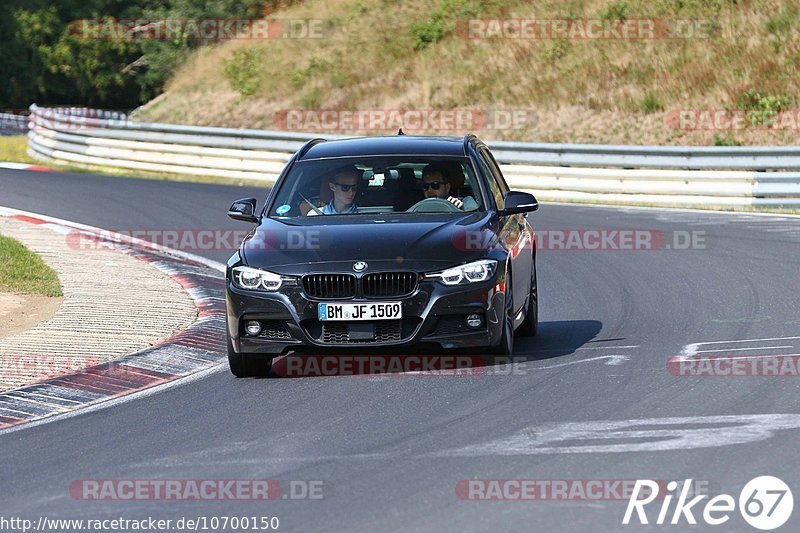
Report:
623,476,793,530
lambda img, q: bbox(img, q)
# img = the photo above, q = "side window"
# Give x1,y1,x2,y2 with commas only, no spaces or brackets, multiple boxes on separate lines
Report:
478,151,504,210
482,148,510,193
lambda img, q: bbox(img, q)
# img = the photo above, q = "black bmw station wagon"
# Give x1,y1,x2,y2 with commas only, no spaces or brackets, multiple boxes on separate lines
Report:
225,134,539,376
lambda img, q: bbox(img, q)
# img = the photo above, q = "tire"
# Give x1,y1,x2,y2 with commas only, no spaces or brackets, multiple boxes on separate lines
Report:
227,334,272,377
517,265,538,337
491,270,515,356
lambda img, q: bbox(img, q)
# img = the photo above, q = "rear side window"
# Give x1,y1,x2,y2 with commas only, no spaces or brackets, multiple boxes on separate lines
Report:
478,150,505,210
483,149,510,193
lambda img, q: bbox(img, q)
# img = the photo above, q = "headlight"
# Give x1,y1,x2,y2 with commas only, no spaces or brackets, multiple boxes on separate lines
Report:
425,259,497,286
232,266,283,291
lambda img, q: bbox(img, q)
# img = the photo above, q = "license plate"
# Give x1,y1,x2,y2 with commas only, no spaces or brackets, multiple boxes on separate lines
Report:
318,302,402,321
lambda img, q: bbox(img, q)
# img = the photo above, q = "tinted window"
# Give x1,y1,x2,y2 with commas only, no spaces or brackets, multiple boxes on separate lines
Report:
267,156,484,217
478,150,504,210
483,149,510,193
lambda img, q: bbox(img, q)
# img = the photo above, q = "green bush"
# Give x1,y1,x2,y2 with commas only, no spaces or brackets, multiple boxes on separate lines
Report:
299,87,323,109
600,2,630,21
411,11,448,49
290,57,331,89
290,70,309,89
411,0,486,50
713,133,741,146
639,93,664,114
766,6,798,36
737,88,793,127
347,0,369,23
224,48,262,97
544,39,571,62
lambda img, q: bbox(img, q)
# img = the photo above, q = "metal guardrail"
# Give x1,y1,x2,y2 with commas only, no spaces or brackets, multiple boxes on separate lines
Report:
26,104,800,207
489,140,800,170
0,112,28,135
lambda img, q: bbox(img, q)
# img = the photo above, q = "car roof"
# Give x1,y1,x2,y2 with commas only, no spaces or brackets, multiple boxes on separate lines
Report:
299,135,471,160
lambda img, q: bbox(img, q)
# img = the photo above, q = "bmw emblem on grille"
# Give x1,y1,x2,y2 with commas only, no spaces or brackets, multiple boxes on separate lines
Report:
353,261,367,272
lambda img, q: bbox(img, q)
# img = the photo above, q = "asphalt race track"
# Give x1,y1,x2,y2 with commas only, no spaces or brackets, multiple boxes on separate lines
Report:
3,167,800,531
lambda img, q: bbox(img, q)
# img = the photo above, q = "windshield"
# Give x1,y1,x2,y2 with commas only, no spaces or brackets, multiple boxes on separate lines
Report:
267,156,484,218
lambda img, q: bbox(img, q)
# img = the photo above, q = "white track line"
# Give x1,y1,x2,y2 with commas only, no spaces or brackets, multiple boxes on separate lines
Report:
695,346,793,354
0,162,33,170
679,337,800,361
689,353,800,362
537,355,630,369
547,201,800,219
578,345,639,350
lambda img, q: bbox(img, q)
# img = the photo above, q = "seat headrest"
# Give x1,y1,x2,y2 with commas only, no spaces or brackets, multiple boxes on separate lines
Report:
440,161,465,191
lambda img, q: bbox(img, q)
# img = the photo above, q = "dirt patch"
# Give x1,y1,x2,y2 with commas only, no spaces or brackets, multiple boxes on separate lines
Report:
0,292,62,340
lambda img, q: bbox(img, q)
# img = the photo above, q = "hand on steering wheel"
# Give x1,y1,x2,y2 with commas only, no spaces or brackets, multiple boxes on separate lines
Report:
446,196,464,209
406,197,463,213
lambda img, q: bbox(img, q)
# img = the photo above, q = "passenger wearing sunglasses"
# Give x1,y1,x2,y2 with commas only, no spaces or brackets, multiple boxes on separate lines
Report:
421,163,478,210
323,166,360,214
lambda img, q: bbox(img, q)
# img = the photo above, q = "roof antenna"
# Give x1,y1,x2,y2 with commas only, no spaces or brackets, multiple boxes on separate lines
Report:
397,128,405,135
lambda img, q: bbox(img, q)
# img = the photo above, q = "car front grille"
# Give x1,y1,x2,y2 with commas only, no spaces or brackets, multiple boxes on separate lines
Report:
362,272,418,298
321,321,402,344
302,272,417,299
302,274,357,299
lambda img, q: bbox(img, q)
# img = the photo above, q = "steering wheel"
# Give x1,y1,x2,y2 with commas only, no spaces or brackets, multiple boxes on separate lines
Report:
301,196,323,216
406,197,462,213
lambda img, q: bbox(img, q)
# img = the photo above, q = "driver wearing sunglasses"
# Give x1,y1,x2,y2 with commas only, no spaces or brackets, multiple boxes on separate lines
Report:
322,166,360,214
421,163,478,210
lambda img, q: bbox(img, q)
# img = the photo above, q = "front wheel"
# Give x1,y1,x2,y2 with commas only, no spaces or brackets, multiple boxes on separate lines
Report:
517,266,538,337
491,271,515,356
227,335,272,377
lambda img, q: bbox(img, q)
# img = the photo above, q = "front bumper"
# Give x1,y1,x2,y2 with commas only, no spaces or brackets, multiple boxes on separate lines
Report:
226,276,507,355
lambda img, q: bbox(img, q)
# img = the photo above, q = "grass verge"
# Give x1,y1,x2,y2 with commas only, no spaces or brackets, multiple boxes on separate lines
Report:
0,136,36,164
0,235,62,297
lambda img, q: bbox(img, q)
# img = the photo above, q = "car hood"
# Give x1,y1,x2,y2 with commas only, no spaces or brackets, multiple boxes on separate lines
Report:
240,213,499,275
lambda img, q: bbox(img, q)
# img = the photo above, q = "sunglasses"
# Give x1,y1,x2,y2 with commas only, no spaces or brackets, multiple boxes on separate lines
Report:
332,182,357,192
421,181,444,191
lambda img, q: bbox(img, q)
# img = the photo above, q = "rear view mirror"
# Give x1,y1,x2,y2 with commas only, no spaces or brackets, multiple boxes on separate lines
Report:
227,197,259,223
500,191,539,216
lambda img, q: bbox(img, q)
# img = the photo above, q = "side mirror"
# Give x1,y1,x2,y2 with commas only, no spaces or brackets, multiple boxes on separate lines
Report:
499,191,539,216
228,197,259,223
